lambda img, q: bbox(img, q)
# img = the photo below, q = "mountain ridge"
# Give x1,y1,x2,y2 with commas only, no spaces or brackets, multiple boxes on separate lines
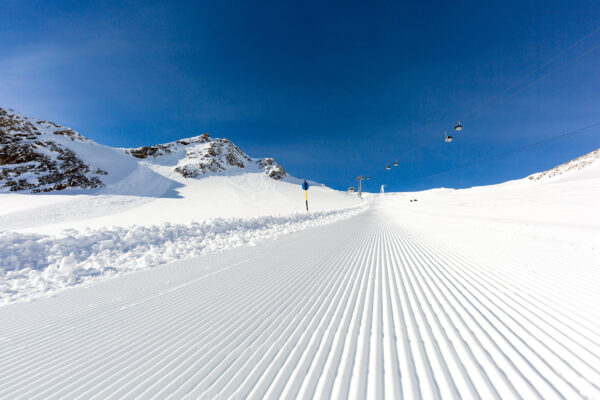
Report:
527,148,600,182
0,107,286,193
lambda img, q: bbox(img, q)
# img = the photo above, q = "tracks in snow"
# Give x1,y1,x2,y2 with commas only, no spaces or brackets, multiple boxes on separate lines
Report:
0,204,599,399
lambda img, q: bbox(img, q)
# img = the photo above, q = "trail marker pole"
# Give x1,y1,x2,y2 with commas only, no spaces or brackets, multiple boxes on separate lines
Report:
302,180,310,211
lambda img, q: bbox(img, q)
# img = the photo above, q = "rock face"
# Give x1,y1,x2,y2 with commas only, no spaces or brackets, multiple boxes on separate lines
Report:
126,134,211,159
528,148,600,181
257,158,287,180
0,108,106,192
126,133,287,180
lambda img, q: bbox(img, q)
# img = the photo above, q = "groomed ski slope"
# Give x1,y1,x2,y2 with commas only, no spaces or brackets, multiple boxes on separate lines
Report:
1,196,599,399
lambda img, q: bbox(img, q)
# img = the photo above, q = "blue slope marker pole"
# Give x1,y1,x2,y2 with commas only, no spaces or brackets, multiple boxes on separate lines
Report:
302,180,309,211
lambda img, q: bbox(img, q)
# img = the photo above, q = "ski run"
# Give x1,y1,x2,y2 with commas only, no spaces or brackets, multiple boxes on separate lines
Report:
0,192,599,399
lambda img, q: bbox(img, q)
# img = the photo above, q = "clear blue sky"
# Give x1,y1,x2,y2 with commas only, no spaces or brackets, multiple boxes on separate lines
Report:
2,0,600,191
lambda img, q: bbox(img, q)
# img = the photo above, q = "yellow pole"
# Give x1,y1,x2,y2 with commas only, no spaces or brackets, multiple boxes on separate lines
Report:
305,190,308,211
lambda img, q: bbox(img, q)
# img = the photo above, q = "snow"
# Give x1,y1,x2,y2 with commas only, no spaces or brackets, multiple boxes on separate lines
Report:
0,169,363,303
1,108,364,303
377,177,600,253
1,114,600,399
0,172,360,231
0,207,364,304
527,148,600,183
0,173,598,398
0,107,139,192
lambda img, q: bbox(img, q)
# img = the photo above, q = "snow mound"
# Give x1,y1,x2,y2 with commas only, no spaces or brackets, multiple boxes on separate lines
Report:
528,148,600,182
0,206,364,304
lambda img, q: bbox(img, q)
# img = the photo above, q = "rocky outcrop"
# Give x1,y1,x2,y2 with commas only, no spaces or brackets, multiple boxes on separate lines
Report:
0,108,106,192
257,158,286,180
127,133,286,180
172,137,252,178
126,134,212,159
528,148,600,181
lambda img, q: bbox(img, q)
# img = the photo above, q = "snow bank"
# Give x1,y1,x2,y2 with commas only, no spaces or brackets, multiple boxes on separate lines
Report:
0,206,365,304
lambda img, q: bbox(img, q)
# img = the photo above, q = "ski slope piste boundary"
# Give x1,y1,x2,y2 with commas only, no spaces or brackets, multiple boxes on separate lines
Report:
0,206,365,304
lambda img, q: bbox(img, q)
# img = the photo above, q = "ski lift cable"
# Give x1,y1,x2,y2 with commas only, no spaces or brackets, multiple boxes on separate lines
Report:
384,30,600,166
399,21,600,158
411,20,600,154
494,41,600,107
370,122,599,184
402,122,600,185
370,23,600,179
462,22,600,120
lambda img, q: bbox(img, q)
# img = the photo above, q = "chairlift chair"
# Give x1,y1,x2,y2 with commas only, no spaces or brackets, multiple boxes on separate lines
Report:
386,165,391,170
454,121,462,131
444,132,453,142
393,161,398,166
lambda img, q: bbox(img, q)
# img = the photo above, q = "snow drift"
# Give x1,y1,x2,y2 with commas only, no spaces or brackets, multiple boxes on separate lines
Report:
0,207,365,304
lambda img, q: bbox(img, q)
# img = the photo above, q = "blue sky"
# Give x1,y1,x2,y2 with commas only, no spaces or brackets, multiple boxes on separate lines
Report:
2,0,600,191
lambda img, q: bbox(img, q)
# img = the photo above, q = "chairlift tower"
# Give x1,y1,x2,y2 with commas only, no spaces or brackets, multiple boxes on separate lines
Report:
356,175,366,198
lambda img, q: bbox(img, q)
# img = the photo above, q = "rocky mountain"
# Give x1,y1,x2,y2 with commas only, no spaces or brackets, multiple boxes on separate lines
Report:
0,108,108,192
125,134,286,180
0,107,286,193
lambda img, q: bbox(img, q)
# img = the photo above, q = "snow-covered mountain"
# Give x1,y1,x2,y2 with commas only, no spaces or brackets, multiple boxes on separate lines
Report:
0,107,110,192
527,147,600,182
0,107,286,193
125,133,286,180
